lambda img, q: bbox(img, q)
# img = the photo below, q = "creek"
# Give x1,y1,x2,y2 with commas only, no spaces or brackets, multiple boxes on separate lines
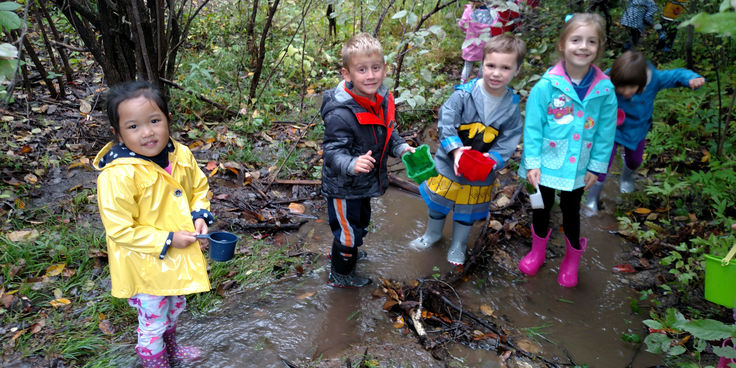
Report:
174,180,664,367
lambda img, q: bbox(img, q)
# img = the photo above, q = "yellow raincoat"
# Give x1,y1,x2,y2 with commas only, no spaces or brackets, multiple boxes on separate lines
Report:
94,139,211,298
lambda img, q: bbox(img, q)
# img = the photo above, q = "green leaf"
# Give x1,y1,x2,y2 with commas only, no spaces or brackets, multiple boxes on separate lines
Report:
420,68,432,83
0,2,21,11
643,319,664,329
0,58,16,78
681,12,736,37
714,345,736,359
391,10,407,19
0,42,16,58
680,319,736,340
0,10,21,31
644,332,670,354
667,345,687,356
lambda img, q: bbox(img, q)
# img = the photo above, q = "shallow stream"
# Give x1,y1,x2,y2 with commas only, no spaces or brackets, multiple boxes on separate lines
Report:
173,178,664,367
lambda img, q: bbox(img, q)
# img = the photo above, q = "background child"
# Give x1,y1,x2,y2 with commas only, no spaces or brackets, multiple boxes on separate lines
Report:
94,81,213,367
583,50,704,214
320,32,414,288
458,1,497,84
656,0,688,52
517,13,617,288
620,0,659,50
412,34,526,266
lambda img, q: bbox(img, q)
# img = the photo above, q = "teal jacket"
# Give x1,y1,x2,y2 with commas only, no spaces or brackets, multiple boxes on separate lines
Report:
519,62,618,191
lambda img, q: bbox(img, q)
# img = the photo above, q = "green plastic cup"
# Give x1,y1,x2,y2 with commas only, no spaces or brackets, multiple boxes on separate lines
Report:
401,144,437,184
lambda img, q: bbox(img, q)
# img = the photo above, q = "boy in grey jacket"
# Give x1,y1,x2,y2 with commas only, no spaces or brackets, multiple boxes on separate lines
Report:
412,34,526,266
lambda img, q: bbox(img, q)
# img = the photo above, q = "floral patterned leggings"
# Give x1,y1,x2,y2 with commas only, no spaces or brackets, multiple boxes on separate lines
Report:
128,294,186,356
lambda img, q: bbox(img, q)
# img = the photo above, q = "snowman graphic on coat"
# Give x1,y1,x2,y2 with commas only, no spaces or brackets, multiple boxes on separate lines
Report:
547,94,574,125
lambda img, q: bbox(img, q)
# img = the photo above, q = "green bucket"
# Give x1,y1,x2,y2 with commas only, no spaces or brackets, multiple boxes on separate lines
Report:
704,244,736,308
401,144,437,184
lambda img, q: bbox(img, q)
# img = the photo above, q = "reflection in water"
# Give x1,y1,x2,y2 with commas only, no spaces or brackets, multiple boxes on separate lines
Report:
173,183,661,367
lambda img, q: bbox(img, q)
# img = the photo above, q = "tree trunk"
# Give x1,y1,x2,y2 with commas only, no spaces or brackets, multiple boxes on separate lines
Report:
248,0,281,104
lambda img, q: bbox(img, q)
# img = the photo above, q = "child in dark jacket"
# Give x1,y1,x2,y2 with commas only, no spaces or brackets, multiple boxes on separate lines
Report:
320,32,414,288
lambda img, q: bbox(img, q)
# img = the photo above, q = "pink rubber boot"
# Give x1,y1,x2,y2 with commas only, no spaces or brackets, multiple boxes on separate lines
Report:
136,347,170,368
163,325,202,363
558,237,587,288
519,225,552,276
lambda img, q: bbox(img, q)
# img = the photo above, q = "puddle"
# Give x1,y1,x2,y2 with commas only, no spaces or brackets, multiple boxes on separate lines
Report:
170,177,662,367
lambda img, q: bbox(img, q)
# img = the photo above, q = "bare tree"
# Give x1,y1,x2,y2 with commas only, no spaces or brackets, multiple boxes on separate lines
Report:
50,0,210,92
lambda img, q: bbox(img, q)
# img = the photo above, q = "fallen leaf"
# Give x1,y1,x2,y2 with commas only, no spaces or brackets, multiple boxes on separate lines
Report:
20,145,31,154
45,264,65,277
701,149,710,163
79,100,92,114
208,166,219,178
49,298,71,308
288,203,305,214
688,213,697,222
15,198,25,209
488,220,503,231
188,141,203,150
480,304,496,317
392,315,405,329
30,319,45,334
214,193,229,200
99,319,114,335
1,293,15,308
633,208,651,215
206,161,217,171
23,173,38,184
7,229,39,242
12,329,24,342
295,291,316,300
613,264,636,273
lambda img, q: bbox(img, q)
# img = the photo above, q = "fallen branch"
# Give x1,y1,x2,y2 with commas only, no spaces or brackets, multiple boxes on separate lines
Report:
271,179,321,186
388,174,419,195
159,78,239,117
232,219,307,232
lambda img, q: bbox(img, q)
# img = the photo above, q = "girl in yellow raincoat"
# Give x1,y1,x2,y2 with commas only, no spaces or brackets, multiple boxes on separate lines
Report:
94,81,212,368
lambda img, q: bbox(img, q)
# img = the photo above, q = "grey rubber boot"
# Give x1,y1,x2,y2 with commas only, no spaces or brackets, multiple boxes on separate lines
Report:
582,181,604,217
620,164,636,193
410,216,445,250
447,221,472,266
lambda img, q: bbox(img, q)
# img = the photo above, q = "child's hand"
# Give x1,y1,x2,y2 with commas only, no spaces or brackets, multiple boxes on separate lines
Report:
194,218,209,250
526,169,540,189
583,172,598,190
689,77,705,89
171,231,199,249
353,150,376,174
452,146,471,176
401,146,416,156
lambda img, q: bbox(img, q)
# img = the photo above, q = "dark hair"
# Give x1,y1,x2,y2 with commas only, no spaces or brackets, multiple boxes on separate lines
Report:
609,51,648,93
105,80,170,137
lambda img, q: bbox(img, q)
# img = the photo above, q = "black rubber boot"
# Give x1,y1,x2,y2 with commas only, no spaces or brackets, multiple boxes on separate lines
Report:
328,269,372,288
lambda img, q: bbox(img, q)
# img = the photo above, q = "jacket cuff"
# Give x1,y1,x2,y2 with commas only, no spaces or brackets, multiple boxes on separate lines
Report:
347,157,358,176
441,136,463,153
158,232,174,260
488,151,503,170
192,209,215,225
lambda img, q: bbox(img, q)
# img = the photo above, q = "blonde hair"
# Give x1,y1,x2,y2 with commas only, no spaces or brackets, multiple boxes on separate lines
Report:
341,32,384,68
557,13,607,61
482,33,527,68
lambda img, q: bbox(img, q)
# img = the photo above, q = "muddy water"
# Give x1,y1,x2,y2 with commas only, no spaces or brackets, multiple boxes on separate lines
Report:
176,178,663,367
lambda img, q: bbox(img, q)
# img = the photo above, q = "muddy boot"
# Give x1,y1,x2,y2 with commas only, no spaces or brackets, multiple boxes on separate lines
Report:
136,347,170,368
328,269,372,288
582,181,604,217
410,216,445,250
558,237,587,288
519,225,552,276
447,221,472,266
163,325,202,363
620,164,636,193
